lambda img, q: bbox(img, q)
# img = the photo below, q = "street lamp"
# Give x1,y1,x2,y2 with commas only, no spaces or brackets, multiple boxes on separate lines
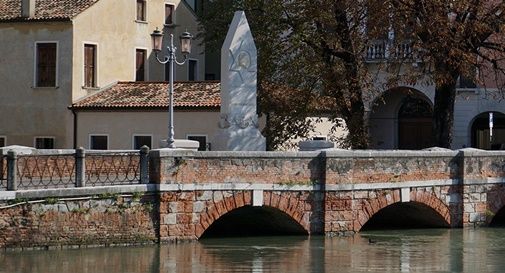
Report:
151,28,192,148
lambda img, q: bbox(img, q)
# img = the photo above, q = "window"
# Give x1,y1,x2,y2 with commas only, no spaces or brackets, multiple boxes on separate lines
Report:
0,137,5,147
188,59,198,81
90,135,108,150
133,135,152,149
136,0,146,21
458,75,477,89
165,4,175,25
35,137,54,149
84,44,97,88
35,43,57,87
187,135,207,151
135,49,147,81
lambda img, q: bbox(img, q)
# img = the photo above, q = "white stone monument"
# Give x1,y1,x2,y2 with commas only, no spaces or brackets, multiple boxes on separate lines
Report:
213,11,266,151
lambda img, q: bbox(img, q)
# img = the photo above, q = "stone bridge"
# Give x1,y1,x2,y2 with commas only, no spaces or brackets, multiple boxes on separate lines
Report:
1,148,505,248
150,148,505,241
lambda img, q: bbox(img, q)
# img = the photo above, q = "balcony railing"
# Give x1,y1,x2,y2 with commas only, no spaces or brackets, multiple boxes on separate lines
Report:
366,40,416,61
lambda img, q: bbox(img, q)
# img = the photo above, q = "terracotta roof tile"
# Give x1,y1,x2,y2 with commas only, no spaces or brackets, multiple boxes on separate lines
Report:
72,81,221,110
0,0,99,21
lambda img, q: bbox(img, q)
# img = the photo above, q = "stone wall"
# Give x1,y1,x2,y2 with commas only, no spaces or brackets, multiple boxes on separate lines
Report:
0,194,158,249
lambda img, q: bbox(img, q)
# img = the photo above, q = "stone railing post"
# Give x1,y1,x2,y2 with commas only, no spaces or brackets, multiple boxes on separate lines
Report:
75,147,86,187
140,145,149,184
7,150,18,191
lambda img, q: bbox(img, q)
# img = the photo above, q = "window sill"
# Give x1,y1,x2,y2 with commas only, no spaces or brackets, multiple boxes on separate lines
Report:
135,20,148,24
82,86,100,91
456,88,479,94
32,86,59,89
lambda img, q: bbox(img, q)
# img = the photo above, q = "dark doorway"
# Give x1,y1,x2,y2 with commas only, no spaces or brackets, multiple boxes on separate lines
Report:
471,112,505,150
398,96,433,149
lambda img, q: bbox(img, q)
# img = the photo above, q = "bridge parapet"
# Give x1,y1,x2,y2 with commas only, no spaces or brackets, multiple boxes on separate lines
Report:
149,150,324,185
324,149,462,184
150,149,467,186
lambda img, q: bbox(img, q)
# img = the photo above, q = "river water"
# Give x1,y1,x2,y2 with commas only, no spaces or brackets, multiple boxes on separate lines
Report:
1,228,505,273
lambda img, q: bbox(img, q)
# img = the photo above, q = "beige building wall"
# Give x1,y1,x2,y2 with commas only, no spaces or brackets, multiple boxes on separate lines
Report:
72,0,205,101
0,22,74,148
76,110,220,149
0,0,205,149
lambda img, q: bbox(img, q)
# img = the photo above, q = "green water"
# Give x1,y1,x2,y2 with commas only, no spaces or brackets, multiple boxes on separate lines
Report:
2,229,505,272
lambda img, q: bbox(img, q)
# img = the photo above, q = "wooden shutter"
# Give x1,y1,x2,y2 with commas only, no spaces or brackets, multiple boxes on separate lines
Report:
136,49,145,81
137,0,145,21
84,44,96,87
165,4,174,25
36,43,56,87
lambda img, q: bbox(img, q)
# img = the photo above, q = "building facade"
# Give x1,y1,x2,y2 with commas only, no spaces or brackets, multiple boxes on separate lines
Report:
0,0,205,149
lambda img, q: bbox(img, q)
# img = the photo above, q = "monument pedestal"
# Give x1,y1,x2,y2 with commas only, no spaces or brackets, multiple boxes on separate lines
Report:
214,126,265,151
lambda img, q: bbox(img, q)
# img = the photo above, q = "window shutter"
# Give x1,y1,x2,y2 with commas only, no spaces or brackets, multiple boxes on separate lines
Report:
36,43,56,87
137,0,145,21
165,4,174,25
136,50,145,81
84,45,96,87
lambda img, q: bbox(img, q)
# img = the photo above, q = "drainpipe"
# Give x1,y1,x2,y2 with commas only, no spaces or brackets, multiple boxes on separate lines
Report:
71,108,78,149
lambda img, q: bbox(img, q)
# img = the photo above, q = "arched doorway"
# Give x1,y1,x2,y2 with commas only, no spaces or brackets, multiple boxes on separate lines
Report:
369,88,433,149
471,112,505,150
398,96,433,149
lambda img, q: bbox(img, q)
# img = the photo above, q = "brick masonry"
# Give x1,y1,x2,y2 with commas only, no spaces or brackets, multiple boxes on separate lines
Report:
0,195,158,249
2,149,505,248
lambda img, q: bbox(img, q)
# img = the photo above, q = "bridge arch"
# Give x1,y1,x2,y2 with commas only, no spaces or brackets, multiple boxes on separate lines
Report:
196,191,310,238
487,186,505,226
355,190,451,231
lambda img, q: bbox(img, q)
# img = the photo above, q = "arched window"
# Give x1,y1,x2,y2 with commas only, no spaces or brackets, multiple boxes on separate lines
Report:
471,112,505,150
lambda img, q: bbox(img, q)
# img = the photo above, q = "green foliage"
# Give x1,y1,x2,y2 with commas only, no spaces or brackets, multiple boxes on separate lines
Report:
96,192,119,200
44,197,59,205
131,191,143,202
8,197,28,205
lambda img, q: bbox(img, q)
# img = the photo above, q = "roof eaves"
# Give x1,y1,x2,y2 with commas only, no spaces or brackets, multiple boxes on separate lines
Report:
0,17,72,23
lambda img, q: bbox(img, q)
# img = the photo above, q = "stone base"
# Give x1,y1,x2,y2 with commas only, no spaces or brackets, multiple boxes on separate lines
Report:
298,140,334,151
159,139,200,151
213,127,266,151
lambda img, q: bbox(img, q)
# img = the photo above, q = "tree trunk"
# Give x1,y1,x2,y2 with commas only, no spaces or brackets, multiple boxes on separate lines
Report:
432,79,457,148
346,103,368,149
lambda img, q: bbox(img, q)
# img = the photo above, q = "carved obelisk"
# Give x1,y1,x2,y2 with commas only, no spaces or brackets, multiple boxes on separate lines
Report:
213,11,266,151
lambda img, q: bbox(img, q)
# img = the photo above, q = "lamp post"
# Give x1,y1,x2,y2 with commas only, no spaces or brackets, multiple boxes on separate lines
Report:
151,29,192,148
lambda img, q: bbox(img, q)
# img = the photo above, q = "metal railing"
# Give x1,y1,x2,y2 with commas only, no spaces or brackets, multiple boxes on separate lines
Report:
2,146,149,191
17,153,75,189
86,151,141,186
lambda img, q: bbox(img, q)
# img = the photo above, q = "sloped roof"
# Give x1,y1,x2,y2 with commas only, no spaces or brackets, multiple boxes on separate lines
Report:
71,81,221,110
0,0,100,22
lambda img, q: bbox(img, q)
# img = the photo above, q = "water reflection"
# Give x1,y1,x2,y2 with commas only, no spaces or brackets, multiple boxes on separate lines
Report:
2,229,505,273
